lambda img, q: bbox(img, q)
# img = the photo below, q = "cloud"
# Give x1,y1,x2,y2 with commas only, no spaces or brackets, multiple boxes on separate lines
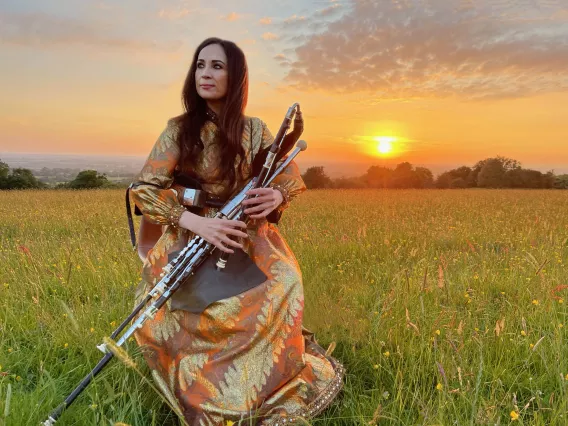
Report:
259,17,272,25
262,32,280,41
274,53,291,67
158,8,193,20
220,12,242,22
282,0,568,100
0,11,182,53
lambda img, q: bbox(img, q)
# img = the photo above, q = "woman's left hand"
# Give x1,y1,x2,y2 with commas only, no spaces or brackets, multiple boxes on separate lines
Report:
242,188,283,219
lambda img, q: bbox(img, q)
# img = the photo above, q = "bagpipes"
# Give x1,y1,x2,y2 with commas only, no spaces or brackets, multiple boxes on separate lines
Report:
41,103,306,424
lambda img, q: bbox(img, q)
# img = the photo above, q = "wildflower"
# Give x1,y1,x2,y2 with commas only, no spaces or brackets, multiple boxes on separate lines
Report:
529,344,534,350
559,323,564,329
383,351,390,358
76,265,81,270
436,383,443,391
520,330,526,336
110,321,116,327
373,364,379,369
559,299,564,304
90,327,95,333
382,391,390,399
532,300,539,306
225,421,235,426
435,329,441,336
565,373,568,380
64,343,68,349
63,313,67,318
16,376,21,382
510,410,519,421
90,403,98,409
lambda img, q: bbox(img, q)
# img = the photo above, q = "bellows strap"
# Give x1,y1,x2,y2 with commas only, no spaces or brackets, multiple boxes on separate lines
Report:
125,184,137,248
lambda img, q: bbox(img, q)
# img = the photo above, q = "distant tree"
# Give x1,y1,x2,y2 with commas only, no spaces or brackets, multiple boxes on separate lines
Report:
66,170,110,189
363,166,392,188
4,168,46,189
301,166,332,189
415,167,434,188
472,156,520,187
332,176,366,189
391,162,417,188
554,174,568,189
0,159,9,189
477,159,506,188
436,166,473,188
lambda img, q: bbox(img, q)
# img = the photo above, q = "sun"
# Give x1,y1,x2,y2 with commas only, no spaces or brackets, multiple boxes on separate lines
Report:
374,136,396,155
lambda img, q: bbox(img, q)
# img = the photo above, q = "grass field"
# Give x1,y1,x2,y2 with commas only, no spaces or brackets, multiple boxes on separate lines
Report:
1,189,568,425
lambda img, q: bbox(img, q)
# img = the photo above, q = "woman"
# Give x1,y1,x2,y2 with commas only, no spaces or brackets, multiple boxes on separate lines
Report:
130,37,345,425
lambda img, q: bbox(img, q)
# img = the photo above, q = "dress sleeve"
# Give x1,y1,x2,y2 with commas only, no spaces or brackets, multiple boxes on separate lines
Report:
260,119,307,209
130,120,186,226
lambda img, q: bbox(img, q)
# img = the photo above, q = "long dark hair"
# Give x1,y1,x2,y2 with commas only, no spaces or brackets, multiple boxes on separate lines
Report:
175,37,249,187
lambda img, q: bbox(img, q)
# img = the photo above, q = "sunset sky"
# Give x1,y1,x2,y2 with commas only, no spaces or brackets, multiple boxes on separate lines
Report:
1,0,567,174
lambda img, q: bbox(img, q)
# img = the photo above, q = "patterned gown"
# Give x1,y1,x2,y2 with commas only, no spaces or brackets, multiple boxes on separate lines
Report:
129,116,345,425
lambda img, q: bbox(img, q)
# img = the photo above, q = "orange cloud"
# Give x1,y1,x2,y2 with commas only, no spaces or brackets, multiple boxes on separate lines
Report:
259,17,272,25
221,12,242,22
158,8,193,20
262,32,279,41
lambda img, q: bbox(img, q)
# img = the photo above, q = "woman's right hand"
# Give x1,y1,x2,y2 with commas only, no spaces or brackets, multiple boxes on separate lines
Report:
178,211,248,253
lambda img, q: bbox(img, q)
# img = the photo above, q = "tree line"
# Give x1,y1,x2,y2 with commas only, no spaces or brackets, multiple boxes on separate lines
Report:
0,159,119,189
2,155,568,191
301,156,568,190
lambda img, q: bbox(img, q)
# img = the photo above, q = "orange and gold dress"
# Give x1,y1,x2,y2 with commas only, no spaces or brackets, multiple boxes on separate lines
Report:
130,116,345,425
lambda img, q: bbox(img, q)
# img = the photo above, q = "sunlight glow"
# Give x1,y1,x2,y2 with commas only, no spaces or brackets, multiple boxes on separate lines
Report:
374,136,396,155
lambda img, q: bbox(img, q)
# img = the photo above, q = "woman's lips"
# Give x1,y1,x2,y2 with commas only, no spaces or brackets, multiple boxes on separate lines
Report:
200,85,215,90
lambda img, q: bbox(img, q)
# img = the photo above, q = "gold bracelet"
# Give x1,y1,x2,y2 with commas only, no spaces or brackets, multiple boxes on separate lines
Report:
269,183,290,208
168,205,186,227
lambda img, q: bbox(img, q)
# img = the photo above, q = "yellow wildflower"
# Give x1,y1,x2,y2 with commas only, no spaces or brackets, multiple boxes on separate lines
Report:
383,351,390,357
532,300,539,306
110,321,116,327
529,344,534,350
436,383,443,391
559,299,564,304
559,323,564,328
510,410,519,421
435,329,441,336
16,376,21,382
520,330,526,336
225,421,235,426
64,343,68,349
8,348,13,353
373,364,379,369
90,327,95,333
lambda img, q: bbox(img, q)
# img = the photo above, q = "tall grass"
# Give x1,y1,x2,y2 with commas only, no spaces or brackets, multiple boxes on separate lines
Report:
1,189,567,425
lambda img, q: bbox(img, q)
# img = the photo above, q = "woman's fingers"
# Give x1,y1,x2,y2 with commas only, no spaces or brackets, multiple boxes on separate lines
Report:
242,195,272,205
219,234,243,249
244,201,274,214
220,219,247,228
223,227,249,239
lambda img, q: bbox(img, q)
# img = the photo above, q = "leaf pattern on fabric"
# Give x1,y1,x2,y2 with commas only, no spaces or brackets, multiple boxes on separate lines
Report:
131,116,343,425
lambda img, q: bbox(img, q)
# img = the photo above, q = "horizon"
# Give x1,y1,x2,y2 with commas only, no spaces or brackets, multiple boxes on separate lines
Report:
1,1,568,170
2,151,567,180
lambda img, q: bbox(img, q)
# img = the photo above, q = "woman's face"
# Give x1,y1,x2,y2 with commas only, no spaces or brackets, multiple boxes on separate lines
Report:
195,43,228,102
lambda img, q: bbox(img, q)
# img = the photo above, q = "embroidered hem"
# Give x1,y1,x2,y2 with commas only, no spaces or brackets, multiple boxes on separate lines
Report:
259,356,346,426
